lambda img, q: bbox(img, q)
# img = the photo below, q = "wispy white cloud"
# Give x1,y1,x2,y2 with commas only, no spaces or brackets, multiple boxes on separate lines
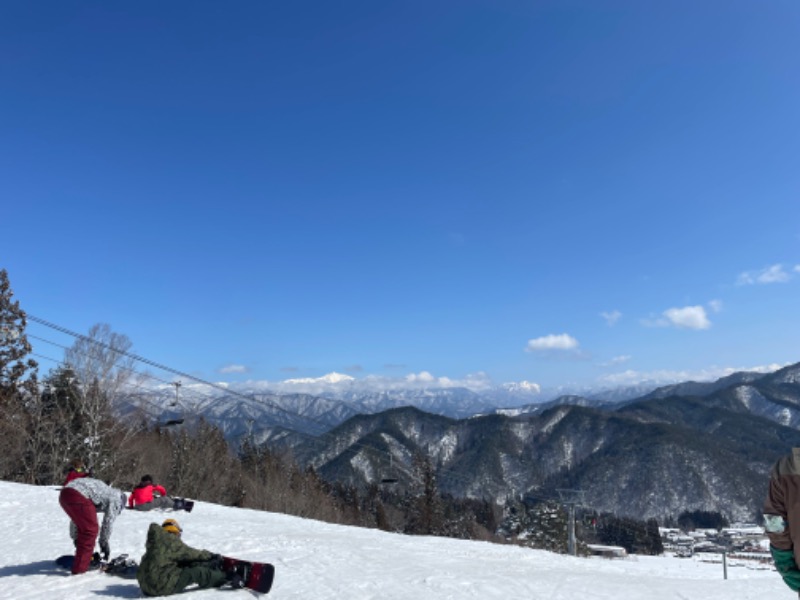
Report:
736,263,793,285
599,355,632,367
600,310,622,326
525,333,580,352
405,371,436,384
400,371,496,390
707,299,723,313
642,305,711,330
598,363,787,387
664,305,711,329
219,364,248,374
260,370,496,394
283,372,354,385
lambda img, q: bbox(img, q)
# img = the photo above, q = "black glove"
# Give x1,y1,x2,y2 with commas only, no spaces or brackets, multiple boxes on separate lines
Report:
100,542,110,561
208,553,223,569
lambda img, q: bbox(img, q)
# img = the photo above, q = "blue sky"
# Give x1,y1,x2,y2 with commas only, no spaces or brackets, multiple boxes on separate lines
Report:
2,1,799,393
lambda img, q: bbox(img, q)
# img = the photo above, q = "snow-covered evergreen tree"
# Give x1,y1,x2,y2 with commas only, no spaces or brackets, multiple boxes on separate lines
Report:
0,269,39,481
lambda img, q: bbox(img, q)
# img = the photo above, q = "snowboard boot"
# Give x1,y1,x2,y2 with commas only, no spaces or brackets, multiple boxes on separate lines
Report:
226,563,252,589
104,554,138,576
172,497,195,512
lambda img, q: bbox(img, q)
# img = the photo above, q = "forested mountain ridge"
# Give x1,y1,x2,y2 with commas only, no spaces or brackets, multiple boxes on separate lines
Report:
283,363,800,522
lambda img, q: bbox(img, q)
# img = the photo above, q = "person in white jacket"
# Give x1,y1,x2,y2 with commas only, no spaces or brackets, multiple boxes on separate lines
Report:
59,477,126,574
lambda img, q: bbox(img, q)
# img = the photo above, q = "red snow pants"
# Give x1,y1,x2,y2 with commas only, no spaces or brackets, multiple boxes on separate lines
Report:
59,487,99,574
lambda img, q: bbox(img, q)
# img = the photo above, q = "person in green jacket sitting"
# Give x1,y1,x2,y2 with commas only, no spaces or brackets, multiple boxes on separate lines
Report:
137,519,245,596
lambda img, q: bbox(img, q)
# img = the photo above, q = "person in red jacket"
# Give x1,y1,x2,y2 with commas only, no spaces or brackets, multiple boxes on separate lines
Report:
128,475,175,510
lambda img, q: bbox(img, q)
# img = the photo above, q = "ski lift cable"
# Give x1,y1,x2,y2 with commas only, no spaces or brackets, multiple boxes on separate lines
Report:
28,319,432,452
28,325,396,462
30,335,179,388
31,336,332,444
26,317,332,434
27,316,326,425
29,336,193,419
30,351,191,432
31,350,172,400
31,340,450,485
25,316,535,490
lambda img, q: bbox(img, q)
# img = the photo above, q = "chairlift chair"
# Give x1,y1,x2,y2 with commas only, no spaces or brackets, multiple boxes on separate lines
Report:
380,454,399,485
162,381,185,426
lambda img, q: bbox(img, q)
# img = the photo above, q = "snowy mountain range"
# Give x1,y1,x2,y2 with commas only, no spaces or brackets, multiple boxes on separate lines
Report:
126,372,666,441
122,362,800,523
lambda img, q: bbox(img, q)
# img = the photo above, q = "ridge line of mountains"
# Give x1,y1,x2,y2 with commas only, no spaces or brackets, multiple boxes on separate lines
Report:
129,362,800,522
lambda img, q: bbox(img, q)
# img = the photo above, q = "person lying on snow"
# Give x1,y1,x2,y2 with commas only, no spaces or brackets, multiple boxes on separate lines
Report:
59,476,126,574
137,519,249,596
128,475,187,511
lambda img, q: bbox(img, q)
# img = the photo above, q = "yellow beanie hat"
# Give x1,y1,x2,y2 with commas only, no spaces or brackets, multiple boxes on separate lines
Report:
162,519,182,535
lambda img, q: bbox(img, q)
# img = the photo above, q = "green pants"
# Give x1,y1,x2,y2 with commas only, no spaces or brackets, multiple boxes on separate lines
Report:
172,565,227,593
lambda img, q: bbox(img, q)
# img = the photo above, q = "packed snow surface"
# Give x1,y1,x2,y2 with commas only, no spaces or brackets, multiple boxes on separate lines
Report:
0,481,790,599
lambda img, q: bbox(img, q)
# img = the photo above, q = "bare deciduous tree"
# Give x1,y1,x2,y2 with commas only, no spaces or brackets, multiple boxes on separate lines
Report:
63,323,139,480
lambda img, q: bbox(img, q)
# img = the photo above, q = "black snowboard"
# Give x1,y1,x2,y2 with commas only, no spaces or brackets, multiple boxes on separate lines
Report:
174,497,195,512
55,554,139,579
222,556,275,594
125,497,194,512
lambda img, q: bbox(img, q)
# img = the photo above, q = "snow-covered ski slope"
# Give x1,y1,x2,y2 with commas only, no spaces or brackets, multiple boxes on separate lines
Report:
0,481,789,599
